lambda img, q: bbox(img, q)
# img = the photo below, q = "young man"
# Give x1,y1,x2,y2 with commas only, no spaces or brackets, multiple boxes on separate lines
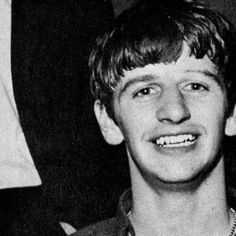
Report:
72,0,236,235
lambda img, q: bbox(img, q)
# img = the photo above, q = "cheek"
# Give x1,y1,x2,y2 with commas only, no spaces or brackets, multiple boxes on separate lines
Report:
116,108,152,145
190,93,226,121
192,99,226,139
118,113,143,140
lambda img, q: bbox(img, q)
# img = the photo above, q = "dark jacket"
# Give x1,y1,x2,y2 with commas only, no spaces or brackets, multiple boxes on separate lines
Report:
72,188,236,236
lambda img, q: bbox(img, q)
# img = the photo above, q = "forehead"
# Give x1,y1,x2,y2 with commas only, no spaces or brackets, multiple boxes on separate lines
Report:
121,44,218,81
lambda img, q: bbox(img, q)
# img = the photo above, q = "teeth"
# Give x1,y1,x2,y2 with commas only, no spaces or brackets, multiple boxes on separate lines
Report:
156,134,196,147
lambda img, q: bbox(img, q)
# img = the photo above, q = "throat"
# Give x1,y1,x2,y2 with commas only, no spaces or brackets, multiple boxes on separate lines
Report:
129,207,233,236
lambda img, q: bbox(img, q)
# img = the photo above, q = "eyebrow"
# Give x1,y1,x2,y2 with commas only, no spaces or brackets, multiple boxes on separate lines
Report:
120,74,157,94
185,69,224,88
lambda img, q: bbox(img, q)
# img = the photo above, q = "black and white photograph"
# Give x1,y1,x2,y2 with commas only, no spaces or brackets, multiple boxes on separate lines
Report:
0,0,235,235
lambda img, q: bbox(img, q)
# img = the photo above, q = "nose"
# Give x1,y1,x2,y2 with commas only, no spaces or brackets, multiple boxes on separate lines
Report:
156,88,190,124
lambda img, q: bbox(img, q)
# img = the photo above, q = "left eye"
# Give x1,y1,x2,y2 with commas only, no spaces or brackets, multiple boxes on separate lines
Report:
184,83,208,91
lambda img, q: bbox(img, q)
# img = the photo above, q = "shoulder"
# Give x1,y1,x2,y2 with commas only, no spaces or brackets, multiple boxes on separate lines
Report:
70,217,118,236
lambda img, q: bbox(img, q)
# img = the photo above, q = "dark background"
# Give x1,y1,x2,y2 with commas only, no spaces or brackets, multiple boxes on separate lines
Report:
1,0,235,235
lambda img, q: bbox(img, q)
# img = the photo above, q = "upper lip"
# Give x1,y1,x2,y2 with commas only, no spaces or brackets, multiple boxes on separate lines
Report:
147,130,201,142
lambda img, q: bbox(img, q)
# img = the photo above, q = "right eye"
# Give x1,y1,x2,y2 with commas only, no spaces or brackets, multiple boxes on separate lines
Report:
133,86,161,99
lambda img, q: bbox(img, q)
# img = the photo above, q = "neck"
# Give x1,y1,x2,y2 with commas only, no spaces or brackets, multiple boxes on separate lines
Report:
129,157,233,236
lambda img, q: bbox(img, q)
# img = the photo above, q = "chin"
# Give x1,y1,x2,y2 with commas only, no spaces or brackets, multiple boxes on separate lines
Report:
143,173,203,192
143,158,221,192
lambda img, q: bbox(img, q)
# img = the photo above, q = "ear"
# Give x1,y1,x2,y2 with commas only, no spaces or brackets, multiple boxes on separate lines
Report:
225,105,236,136
94,100,124,145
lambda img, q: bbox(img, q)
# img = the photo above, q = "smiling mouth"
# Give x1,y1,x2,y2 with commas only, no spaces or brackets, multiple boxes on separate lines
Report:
156,134,197,148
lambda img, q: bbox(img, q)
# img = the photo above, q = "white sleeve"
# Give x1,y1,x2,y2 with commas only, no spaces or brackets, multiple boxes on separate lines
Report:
0,0,41,188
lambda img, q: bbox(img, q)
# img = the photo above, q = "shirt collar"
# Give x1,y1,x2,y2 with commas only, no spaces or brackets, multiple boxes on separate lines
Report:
116,189,135,236
115,187,236,236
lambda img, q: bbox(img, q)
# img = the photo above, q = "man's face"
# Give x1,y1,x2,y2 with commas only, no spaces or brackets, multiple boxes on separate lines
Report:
97,44,232,184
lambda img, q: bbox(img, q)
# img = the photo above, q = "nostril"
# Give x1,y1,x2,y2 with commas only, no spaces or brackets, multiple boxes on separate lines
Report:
156,102,191,124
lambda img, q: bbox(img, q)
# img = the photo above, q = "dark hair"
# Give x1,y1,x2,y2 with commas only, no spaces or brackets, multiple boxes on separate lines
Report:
89,0,235,118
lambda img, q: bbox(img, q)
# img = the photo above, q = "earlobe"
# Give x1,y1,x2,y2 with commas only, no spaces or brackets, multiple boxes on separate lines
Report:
225,105,236,136
94,100,124,145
